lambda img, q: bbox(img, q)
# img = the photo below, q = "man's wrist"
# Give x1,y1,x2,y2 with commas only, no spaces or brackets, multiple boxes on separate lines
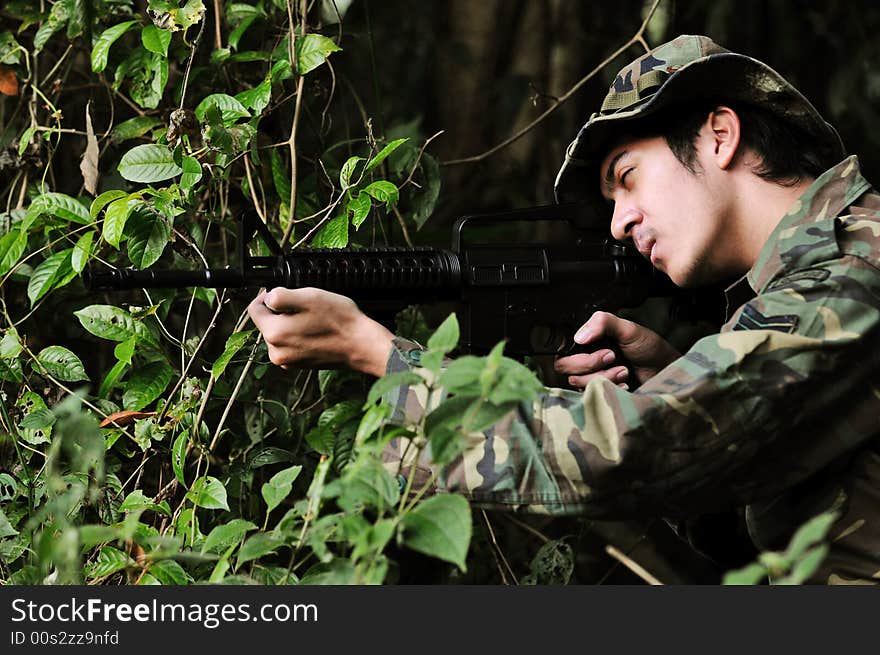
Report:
347,316,394,377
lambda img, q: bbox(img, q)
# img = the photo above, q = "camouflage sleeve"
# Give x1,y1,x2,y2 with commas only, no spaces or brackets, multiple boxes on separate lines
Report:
383,253,880,519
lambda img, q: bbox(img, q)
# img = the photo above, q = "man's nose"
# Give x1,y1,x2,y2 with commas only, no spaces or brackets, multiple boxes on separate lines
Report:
610,203,642,242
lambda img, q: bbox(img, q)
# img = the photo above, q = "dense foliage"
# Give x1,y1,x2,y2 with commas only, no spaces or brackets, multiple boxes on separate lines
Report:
0,0,872,585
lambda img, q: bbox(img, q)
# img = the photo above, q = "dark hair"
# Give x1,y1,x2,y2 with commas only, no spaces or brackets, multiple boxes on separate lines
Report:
630,101,829,185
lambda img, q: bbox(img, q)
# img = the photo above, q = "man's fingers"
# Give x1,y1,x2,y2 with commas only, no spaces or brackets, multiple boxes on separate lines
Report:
263,287,314,313
568,366,629,389
555,350,615,374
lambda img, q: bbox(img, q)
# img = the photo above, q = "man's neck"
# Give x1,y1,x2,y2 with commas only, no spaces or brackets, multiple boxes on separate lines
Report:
730,174,815,271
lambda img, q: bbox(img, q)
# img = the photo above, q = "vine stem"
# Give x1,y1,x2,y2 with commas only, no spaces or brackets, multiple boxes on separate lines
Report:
442,0,662,166
156,293,229,424
280,0,308,248
213,0,223,50
179,7,208,109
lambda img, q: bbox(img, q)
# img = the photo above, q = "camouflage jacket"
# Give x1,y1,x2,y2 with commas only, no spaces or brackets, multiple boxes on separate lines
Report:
384,156,880,584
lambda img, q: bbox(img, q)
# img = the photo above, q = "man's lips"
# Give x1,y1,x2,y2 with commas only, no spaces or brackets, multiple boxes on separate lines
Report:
634,238,655,262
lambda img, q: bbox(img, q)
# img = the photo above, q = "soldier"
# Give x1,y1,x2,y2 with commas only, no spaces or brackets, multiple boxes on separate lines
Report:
249,35,880,583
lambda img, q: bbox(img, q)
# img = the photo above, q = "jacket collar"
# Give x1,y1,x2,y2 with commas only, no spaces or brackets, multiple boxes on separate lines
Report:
746,155,872,292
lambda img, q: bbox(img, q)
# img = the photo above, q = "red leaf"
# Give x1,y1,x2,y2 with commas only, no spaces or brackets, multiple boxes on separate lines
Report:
0,66,18,96
100,410,157,428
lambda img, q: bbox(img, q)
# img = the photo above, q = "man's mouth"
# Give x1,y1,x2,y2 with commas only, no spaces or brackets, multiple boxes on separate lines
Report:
635,238,655,263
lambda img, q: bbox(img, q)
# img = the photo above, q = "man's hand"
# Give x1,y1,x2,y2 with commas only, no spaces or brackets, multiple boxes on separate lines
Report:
247,287,394,377
554,311,681,389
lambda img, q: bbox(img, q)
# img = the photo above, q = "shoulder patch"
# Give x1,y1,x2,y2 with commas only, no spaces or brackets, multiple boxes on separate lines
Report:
733,304,799,333
767,268,830,290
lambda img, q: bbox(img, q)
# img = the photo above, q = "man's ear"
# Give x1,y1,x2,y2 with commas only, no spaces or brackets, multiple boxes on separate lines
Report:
707,106,741,170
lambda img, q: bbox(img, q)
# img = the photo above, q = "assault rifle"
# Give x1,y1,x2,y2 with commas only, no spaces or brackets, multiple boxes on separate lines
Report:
86,204,702,357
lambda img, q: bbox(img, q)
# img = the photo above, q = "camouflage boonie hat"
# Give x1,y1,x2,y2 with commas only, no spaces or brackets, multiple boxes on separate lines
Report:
554,34,846,208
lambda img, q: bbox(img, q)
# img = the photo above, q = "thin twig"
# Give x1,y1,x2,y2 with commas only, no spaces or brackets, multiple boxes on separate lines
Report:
605,544,663,585
442,0,662,166
243,154,267,222
481,510,518,585
501,514,551,544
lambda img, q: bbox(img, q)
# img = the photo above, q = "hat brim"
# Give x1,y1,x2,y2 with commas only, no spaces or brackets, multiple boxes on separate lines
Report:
554,53,845,213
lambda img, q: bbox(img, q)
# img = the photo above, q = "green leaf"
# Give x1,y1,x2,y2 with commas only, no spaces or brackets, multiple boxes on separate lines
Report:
92,21,138,72
34,22,59,54
437,355,484,395
113,337,136,366
0,31,22,65
339,156,364,189
365,138,409,174
427,313,459,354
723,562,768,585
119,490,171,515
305,425,334,455
488,358,544,405
355,403,390,445
29,192,91,224
149,559,192,585
102,197,136,248
186,476,230,511
259,487,287,516
269,149,291,204
86,546,133,579
248,447,294,470
338,456,399,511
118,144,183,183
365,370,424,407
172,430,188,484
141,24,172,56
89,189,128,221
270,464,303,488
411,152,441,229
311,214,348,248
79,524,126,549
362,181,399,208
16,392,51,445
179,155,202,189
75,305,157,345
122,360,175,411
777,544,829,585
195,93,251,123
98,359,128,397
19,408,56,430
126,208,170,269
36,345,88,382
18,127,36,156
400,495,472,571
347,193,371,229
110,117,164,144
234,79,272,115
0,231,27,278
202,519,258,554
0,473,19,500
237,532,283,567
212,330,255,378
28,249,73,305
1,328,23,359
785,510,839,561
70,231,94,275
0,508,18,539
262,465,303,514
295,33,342,75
